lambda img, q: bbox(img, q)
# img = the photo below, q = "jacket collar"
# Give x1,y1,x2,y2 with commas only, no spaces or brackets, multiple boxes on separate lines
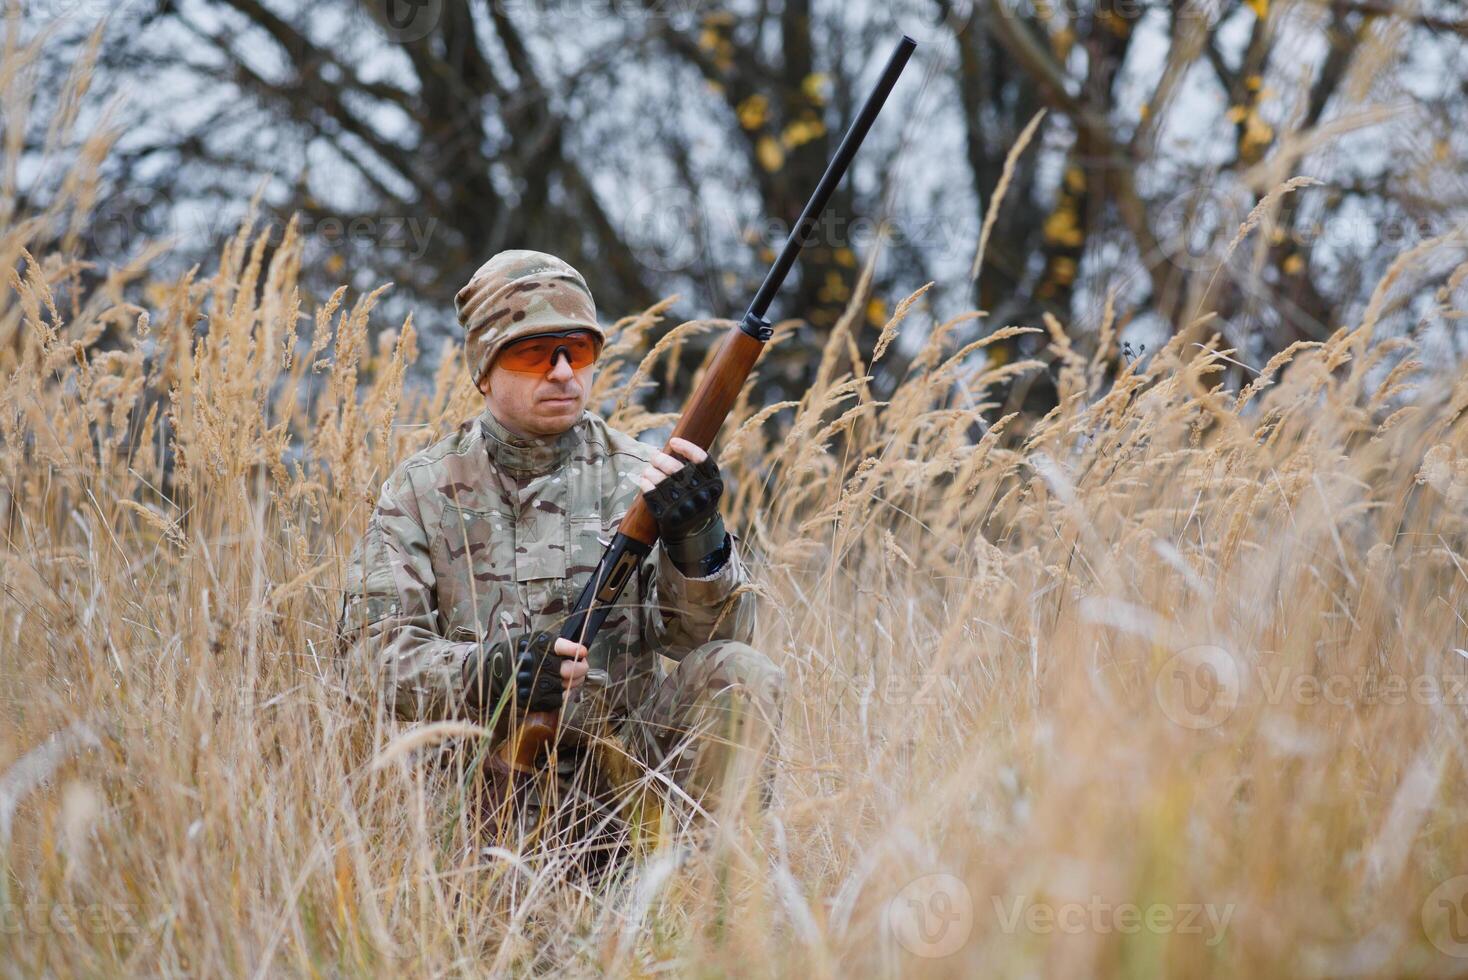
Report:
479,406,584,478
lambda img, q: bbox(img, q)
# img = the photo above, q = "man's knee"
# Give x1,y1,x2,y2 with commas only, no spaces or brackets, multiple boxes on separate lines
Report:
666,641,782,810
681,639,782,723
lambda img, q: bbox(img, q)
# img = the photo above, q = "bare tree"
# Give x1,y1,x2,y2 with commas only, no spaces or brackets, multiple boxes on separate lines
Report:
15,0,1468,411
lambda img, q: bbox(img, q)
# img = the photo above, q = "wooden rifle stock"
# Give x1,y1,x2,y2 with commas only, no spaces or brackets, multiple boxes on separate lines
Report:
496,34,918,779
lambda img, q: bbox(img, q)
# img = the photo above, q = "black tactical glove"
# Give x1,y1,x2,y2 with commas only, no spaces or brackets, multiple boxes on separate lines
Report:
461,630,567,715
461,637,513,717
513,630,570,712
643,456,730,575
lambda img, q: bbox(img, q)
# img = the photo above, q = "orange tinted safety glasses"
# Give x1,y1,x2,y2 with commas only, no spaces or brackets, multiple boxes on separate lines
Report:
495,330,602,375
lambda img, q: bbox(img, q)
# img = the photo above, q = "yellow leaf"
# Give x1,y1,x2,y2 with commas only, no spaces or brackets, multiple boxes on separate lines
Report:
1283,253,1305,275
737,93,768,130
1226,105,1247,124
781,118,826,150
1043,207,1084,248
866,298,888,326
1242,110,1274,153
1245,74,1263,92
1246,0,1268,17
1052,27,1075,61
823,269,849,302
834,247,856,269
1051,256,1077,285
756,135,784,172
326,253,345,276
1099,9,1131,35
801,73,829,105
698,28,720,51
1139,102,1150,122
786,117,822,149
1064,166,1086,194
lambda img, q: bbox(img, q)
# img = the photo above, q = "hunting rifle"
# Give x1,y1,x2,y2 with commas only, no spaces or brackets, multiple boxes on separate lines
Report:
496,34,918,780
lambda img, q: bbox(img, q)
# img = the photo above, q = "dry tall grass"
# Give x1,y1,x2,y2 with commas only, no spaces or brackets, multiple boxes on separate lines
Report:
4,26,1468,980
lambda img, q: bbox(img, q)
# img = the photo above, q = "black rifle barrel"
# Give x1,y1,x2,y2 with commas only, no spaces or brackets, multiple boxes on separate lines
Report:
745,34,916,323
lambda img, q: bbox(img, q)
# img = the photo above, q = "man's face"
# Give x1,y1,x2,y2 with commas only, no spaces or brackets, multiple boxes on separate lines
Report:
478,330,598,438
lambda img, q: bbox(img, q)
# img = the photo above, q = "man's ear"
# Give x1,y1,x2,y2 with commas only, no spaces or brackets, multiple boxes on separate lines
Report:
476,373,491,396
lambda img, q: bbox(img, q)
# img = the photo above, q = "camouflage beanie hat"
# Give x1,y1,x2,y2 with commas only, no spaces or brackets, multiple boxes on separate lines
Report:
455,250,604,387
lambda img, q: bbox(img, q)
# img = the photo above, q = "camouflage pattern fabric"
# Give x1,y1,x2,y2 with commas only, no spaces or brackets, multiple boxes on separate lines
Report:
338,406,781,803
454,250,605,387
614,638,782,809
511,637,783,847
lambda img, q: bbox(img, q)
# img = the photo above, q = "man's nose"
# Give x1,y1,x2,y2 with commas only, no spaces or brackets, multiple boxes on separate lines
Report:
546,348,574,380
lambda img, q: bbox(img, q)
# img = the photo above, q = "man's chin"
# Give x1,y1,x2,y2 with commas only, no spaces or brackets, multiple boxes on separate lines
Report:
533,399,583,430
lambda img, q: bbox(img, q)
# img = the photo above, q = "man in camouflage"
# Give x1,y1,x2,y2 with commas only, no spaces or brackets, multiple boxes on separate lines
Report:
338,250,782,825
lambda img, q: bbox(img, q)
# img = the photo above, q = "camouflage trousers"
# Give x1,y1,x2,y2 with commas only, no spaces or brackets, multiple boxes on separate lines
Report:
488,640,782,838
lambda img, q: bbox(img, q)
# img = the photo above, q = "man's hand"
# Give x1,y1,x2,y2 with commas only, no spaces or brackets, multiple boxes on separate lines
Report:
552,637,591,689
463,631,589,716
638,438,729,575
636,436,711,497
515,631,590,712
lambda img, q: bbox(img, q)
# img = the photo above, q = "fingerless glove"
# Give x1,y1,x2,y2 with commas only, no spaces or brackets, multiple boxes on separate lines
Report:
461,630,566,715
644,456,729,574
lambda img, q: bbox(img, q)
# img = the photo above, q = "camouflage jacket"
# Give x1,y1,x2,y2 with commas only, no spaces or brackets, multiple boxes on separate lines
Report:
338,406,756,723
